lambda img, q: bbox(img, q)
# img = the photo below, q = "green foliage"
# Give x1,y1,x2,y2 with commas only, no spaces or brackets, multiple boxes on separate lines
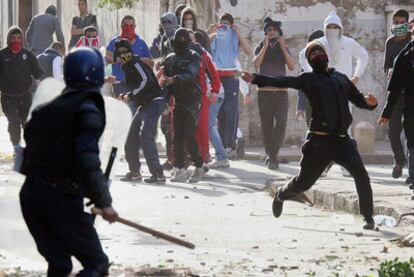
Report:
96,0,140,9
378,258,414,277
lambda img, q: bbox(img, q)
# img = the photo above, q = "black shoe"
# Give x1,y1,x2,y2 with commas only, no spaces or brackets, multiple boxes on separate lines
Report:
120,172,142,182
392,164,403,179
236,137,245,159
272,195,284,218
144,173,166,184
406,177,412,185
264,156,271,165
363,216,375,230
162,161,173,170
203,164,209,173
409,184,414,190
268,160,279,170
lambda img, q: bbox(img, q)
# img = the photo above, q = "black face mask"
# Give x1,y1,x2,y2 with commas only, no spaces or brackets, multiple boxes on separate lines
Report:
309,53,329,72
173,38,190,54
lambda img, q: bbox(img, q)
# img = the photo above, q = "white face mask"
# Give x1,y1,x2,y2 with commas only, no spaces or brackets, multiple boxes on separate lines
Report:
326,28,341,41
184,19,194,29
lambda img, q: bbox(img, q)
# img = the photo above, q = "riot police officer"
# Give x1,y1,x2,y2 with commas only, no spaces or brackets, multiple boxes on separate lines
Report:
20,47,118,277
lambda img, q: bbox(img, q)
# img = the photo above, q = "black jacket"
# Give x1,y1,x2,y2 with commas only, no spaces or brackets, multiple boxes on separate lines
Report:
164,49,201,106
253,69,376,135
382,40,414,118
0,47,43,96
122,55,164,107
23,89,112,208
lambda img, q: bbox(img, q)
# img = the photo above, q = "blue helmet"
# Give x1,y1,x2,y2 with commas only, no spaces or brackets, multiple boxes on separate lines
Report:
64,47,104,89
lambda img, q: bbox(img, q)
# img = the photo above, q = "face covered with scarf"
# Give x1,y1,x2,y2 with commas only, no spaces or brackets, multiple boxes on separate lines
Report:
306,42,329,72
120,19,136,42
161,12,179,39
391,23,409,36
9,33,23,54
173,28,191,55
115,39,133,64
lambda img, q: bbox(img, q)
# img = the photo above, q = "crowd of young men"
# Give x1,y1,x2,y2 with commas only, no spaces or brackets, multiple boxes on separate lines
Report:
0,2,414,275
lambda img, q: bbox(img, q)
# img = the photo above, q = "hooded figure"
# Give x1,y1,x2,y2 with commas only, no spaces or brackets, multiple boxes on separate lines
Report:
175,4,187,24
26,4,65,56
180,7,211,52
161,12,179,39
299,11,368,80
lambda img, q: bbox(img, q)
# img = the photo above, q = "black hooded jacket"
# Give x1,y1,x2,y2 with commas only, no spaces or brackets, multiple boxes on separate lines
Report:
0,26,43,96
122,55,164,106
164,48,201,106
253,69,377,135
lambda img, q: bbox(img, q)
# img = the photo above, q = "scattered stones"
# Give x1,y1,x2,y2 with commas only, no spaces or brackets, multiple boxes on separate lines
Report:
381,246,389,253
355,232,363,237
167,250,174,253
184,196,190,199
252,246,259,249
340,228,345,232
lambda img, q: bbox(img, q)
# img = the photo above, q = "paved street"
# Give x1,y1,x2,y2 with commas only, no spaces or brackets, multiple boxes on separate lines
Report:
1,158,414,276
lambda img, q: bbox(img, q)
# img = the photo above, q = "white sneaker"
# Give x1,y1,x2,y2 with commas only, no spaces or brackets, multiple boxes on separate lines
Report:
189,167,205,183
341,167,351,177
171,168,191,183
209,159,230,169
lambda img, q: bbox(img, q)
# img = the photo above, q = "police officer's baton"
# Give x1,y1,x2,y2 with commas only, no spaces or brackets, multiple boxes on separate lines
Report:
91,207,196,249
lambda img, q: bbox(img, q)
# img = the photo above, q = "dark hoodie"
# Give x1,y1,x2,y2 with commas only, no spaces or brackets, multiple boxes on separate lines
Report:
180,7,211,53
0,27,43,96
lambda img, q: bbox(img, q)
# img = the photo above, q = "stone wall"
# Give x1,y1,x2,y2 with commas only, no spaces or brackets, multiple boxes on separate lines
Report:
211,0,392,146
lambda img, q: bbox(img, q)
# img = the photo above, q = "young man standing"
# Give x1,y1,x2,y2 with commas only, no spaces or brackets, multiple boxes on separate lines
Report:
208,13,252,157
162,28,205,183
0,27,43,153
243,41,378,230
106,15,153,96
379,31,414,190
37,41,65,81
115,39,166,184
253,17,295,170
383,9,412,180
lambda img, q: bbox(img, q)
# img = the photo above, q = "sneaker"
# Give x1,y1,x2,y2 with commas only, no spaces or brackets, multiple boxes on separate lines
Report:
209,159,230,169
363,216,375,230
268,160,279,170
189,167,205,183
406,177,412,184
264,156,271,165
272,192,284,218
170,168,191,183
120,171,142,182
227,148,237,160
203,163,210,173
144,172,166,184
162,160,173,170
341,167,351,177
392,164,403,179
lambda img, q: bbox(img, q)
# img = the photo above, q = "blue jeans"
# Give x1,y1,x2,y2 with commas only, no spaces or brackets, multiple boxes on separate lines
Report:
209,97,227,161
125,98,165,175
218,77,240,149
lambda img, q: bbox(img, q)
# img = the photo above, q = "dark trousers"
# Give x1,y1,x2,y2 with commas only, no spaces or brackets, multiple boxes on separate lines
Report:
258,91,288,161
20,182,109,277
403,116,414,183
218,76,239,149
112,82,129,98
173,105,203,169
388,96,406,166
1,93,32,145
124,99,165,175
278,134,374,217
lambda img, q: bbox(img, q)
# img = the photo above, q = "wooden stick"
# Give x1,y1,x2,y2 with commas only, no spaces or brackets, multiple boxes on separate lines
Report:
91,208,195,249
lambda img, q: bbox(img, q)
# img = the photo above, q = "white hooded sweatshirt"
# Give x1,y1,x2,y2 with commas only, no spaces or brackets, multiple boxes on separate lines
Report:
299,11,368,79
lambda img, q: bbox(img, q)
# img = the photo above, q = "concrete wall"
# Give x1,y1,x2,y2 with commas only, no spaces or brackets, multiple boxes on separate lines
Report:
36,0,162,49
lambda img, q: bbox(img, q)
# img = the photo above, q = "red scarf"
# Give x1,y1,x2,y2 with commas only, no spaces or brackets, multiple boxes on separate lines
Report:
121,26,136,42
10,41,22,54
